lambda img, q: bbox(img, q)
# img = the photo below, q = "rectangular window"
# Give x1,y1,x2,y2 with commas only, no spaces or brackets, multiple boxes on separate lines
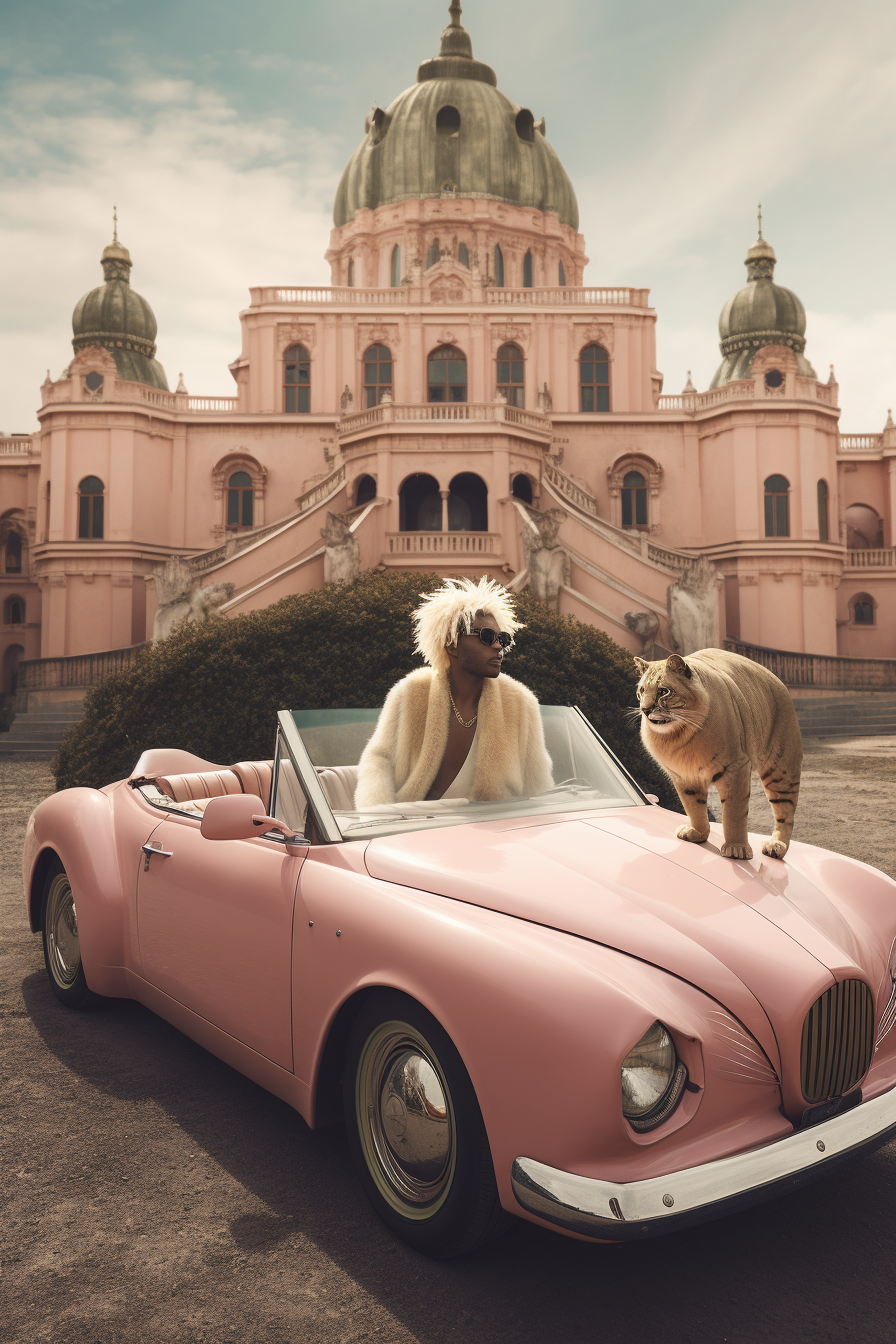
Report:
79,495,90,539
581,386,595,412
621,492,632,527
596,387,610,412
764,495,774,537
449,385,465,403
429,385,446,403
227,492,239,526
241,491,253,528
776,496,788,536
635,490,647,525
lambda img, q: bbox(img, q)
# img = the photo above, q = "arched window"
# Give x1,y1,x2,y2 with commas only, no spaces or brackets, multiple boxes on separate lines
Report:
226,472,254,531
347,258,355,287
558,260,566,286
363,344,393,408
851,593,875,625
78,476,104,539
284,344,310,413
845,503,882,550
390,245,402,288
817,479,829,542
764,475,790,538
399,473,441,531
355,475,377,508
580,345,610,412
494,245,505,288
4,529,22,572
426,238,440,269
4,595,24,624
523,251,534,288
621,471,648,529
448,473,488,531
512,474,533,505
496,344,525,408
458,242,470,269
427,345,466,404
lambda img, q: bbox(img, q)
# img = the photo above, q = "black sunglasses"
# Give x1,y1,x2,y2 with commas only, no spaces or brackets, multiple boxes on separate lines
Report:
468,627,513,649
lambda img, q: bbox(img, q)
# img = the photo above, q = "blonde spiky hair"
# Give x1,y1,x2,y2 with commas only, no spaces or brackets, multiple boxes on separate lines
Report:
412,576,523,673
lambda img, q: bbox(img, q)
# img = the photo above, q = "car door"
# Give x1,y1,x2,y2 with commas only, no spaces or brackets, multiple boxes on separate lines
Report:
137,816,304,1070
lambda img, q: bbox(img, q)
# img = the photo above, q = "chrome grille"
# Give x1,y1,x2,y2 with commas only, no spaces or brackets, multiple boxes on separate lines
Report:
801,980,875,1103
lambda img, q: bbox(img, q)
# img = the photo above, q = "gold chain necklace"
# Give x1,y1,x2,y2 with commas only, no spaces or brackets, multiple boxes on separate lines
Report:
447,680,477,729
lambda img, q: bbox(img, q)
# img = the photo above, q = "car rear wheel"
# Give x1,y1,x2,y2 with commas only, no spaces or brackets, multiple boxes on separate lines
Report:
41,860,95,1009
343,992,509,1258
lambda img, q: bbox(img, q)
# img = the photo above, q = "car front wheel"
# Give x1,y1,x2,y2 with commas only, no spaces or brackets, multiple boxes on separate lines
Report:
343,992,509,1257
41,860,95,1009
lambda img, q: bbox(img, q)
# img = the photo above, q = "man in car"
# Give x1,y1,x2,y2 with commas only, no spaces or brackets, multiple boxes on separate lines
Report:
355,576,553,805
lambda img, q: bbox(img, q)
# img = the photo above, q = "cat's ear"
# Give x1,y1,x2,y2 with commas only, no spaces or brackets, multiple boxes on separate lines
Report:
666,654,692,680
633,657,650,675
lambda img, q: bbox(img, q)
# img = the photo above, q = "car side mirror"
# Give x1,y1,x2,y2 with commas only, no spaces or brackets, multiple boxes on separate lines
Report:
200,794,306,851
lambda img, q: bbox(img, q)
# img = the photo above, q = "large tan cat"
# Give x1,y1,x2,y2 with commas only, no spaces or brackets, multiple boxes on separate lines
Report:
633,648,802,861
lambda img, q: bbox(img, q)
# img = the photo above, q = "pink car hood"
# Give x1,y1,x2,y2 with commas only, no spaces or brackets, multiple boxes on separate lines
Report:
365,806,887,1067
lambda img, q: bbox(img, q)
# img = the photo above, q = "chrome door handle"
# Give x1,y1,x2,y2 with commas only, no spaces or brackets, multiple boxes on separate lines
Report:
142,842,174,871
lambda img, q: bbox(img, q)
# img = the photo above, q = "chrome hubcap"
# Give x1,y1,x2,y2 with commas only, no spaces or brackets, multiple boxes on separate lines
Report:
357,1023,455,1219
45,873,81,988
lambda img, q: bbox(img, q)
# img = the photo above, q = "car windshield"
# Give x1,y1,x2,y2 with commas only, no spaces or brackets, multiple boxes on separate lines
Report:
278,706,644,842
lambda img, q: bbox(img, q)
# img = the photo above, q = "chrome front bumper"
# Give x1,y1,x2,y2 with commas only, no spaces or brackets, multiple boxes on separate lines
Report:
512,1084,896,1241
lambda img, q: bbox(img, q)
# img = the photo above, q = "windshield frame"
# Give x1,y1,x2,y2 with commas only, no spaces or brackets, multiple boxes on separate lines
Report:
273,705,648,845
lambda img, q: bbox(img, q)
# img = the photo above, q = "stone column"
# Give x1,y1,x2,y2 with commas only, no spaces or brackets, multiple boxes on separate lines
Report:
440,489,450,532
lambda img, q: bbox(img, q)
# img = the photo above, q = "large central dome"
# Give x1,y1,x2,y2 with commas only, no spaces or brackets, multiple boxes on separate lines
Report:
333,2,579,231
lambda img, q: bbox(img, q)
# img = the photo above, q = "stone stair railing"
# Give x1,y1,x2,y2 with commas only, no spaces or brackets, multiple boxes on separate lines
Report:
724,639,896,690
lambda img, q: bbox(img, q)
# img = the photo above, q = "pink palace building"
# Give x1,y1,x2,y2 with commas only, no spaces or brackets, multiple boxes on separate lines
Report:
2,2,894,701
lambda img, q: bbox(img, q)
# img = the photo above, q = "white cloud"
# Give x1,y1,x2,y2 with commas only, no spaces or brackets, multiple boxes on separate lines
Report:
0,71,340,429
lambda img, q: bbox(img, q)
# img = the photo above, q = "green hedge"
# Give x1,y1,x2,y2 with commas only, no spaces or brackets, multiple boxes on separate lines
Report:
52,572,678,808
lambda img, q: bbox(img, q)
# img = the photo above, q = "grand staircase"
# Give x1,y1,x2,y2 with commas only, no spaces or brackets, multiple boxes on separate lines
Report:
0,699,85,760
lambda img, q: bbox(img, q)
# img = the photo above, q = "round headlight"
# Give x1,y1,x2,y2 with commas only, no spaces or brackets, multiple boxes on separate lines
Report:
621,1021,685,1130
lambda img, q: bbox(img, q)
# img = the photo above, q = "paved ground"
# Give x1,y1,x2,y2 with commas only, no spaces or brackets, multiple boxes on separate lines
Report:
2,745,896,1344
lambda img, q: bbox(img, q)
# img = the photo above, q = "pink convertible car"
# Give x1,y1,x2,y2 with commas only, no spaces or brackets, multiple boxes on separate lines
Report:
23,706,896,1257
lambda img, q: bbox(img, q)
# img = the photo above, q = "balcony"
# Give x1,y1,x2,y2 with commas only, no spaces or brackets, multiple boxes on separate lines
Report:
338,400,552,447
844,548,896,569
383,531,504,566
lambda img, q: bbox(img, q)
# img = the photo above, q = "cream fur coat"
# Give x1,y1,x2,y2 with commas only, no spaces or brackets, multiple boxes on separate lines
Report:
355,667,553,806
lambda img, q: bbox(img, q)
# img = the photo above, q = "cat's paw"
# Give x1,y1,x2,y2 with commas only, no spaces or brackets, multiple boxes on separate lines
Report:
676,825,710,844
761,839,789,859
721,841,753,860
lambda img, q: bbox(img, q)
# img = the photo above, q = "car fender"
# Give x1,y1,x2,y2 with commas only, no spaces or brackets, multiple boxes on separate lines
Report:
294,861,787,1206
24,788,131,998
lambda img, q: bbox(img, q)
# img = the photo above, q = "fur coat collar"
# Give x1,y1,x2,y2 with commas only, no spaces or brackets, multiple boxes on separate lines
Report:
355,667,553,807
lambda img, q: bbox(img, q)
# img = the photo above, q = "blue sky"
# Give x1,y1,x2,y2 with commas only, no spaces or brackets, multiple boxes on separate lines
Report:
1,0,894,433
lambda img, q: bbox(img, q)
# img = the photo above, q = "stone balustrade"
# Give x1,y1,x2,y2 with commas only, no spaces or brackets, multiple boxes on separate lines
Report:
251,285,651,308
18,643,148,691
0,437,36,455
725,639,896,690
839,434,884,452
339,401,552,438
844,548,896,568
385,531,502,556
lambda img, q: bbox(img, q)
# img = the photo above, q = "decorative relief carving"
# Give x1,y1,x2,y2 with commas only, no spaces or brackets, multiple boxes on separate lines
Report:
278,323,315,351
430,281,466,303
578,324,615,354
491,324,529,349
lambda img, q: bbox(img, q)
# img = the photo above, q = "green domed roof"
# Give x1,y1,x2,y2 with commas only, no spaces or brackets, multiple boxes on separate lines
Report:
71,231,169,390
334,3,579,231
710,229,815,388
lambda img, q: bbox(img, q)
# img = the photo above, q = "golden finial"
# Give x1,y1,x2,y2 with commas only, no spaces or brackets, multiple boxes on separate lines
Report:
113,204,118,243
757,202,763,240
449,0,462,26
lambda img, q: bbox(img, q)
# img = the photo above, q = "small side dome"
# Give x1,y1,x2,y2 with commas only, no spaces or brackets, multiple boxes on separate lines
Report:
710,218,816,388
71,221,168,390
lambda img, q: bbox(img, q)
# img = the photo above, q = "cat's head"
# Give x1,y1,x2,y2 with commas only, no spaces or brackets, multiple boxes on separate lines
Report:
633,654,700,734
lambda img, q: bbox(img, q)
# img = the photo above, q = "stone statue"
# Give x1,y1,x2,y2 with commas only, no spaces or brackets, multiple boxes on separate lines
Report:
321,512,361,585
340,385,353,411
537,382,553,412
667,557,720,655
152,556,235,642
521,507,570,610
624,610,660,654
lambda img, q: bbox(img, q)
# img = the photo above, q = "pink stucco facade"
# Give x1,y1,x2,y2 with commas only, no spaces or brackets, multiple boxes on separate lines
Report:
2,13,894,691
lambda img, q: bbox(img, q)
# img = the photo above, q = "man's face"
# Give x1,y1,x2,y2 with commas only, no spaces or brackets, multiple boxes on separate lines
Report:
454,611,505,680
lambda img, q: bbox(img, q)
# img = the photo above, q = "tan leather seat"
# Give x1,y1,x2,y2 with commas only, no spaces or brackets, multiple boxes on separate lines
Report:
231,760,274,811
316,764,360,810
157,769,243,803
